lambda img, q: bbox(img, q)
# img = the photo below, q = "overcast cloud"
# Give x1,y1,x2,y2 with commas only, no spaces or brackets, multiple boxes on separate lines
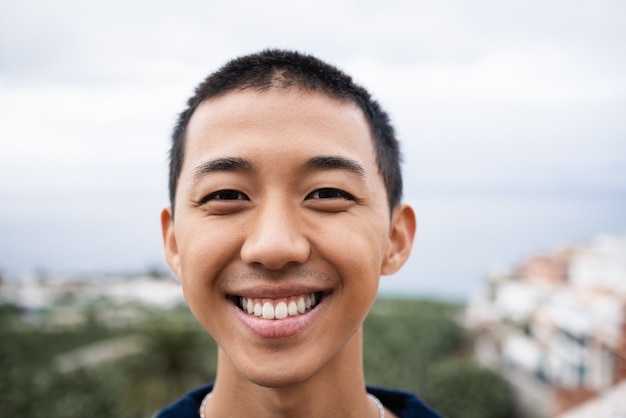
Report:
1,0,625,298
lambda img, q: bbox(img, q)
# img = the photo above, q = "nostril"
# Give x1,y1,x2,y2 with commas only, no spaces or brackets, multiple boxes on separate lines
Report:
240,232,310,269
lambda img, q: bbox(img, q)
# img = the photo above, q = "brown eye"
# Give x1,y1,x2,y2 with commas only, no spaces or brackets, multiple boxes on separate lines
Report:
201,190,249,204
306,188,354,200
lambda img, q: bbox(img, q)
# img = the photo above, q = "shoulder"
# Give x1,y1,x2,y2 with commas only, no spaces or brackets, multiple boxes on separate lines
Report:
367,386,441,418
153,383,213,418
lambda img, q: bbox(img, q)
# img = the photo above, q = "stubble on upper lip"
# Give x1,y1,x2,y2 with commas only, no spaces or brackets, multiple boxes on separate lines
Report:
222,268,336,299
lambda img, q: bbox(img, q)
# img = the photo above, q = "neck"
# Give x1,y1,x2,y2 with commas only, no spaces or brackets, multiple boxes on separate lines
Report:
206,328,375,417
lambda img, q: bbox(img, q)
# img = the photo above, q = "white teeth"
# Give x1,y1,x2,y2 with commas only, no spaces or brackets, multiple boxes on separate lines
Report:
288,301,298,316
262,302,275,319
240,293,320,320
275,302,288,319
297,297,306,313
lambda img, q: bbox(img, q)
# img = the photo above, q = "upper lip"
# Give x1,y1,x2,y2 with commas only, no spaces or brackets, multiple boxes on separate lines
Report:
227,284,329,299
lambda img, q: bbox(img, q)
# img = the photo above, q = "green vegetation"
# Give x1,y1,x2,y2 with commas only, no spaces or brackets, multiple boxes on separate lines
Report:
363,298,515,418
0,298,515,418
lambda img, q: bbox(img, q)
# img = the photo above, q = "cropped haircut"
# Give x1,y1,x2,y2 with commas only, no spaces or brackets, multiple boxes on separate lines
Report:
168,49,403,214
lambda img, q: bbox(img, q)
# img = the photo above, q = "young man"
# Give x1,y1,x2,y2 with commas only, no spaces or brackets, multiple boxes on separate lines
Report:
158,49,440,418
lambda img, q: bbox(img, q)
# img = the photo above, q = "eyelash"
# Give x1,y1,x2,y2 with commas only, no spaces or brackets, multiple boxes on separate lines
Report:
199,190,249,205
305,188,355,201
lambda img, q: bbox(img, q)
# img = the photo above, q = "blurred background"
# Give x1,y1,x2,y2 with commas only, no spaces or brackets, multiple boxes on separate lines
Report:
1,1,625,417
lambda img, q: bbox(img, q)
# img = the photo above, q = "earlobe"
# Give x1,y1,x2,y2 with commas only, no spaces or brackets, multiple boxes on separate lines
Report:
161,207,181,278
381,204,417,276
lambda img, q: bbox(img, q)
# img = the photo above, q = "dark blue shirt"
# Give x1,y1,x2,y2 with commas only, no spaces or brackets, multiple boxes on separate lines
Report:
155,383,441,418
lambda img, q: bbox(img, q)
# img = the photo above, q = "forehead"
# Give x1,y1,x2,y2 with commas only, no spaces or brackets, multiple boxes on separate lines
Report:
183,88,378,172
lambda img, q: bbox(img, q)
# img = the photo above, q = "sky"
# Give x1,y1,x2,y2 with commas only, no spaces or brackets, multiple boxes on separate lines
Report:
1,0,625,299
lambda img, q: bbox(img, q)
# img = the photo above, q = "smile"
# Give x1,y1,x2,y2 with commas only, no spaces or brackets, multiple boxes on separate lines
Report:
239,293,322,320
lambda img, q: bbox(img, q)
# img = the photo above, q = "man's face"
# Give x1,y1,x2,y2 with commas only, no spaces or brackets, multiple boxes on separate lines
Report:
162,88,414,387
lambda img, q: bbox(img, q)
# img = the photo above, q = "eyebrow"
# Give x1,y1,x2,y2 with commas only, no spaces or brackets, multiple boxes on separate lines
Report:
191,157,253,180
304,155,365,177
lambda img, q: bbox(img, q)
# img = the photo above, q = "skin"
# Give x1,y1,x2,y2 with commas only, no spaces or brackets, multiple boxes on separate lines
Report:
161,87,416,418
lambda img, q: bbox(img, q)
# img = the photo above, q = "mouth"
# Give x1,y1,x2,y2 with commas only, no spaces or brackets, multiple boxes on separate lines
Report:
236,292,324,320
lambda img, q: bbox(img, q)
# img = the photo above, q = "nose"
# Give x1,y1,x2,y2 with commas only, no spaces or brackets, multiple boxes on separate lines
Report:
240,201,311,270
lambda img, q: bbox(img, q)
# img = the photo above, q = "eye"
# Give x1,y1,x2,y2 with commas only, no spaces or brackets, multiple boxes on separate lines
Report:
199,189,249,205
306,188,355,201
304,188,357,212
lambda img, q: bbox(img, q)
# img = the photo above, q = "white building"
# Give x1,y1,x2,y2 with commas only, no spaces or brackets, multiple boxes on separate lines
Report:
466,233,626,417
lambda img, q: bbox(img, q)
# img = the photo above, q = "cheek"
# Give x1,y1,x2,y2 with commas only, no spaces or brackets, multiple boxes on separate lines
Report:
317,218,388,286
177,234,233,335
179,219,239,268
176,225,241,302
332,213,389,257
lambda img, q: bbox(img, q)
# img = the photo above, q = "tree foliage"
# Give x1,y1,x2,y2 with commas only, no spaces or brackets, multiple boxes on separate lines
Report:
363,298,515,418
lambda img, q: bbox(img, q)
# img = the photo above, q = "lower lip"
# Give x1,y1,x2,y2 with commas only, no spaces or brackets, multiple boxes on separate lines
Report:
233,295,329,339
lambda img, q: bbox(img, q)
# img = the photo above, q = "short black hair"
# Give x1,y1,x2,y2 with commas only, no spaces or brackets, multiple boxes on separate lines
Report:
168,49,403,213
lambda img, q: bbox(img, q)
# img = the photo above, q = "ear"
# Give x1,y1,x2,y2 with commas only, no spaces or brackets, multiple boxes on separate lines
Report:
161,207,182,279
381,204,417,276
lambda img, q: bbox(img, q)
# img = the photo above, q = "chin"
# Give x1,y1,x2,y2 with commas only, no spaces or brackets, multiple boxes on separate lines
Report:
236,358,319,389
218,343,329,389
248,374,310,389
